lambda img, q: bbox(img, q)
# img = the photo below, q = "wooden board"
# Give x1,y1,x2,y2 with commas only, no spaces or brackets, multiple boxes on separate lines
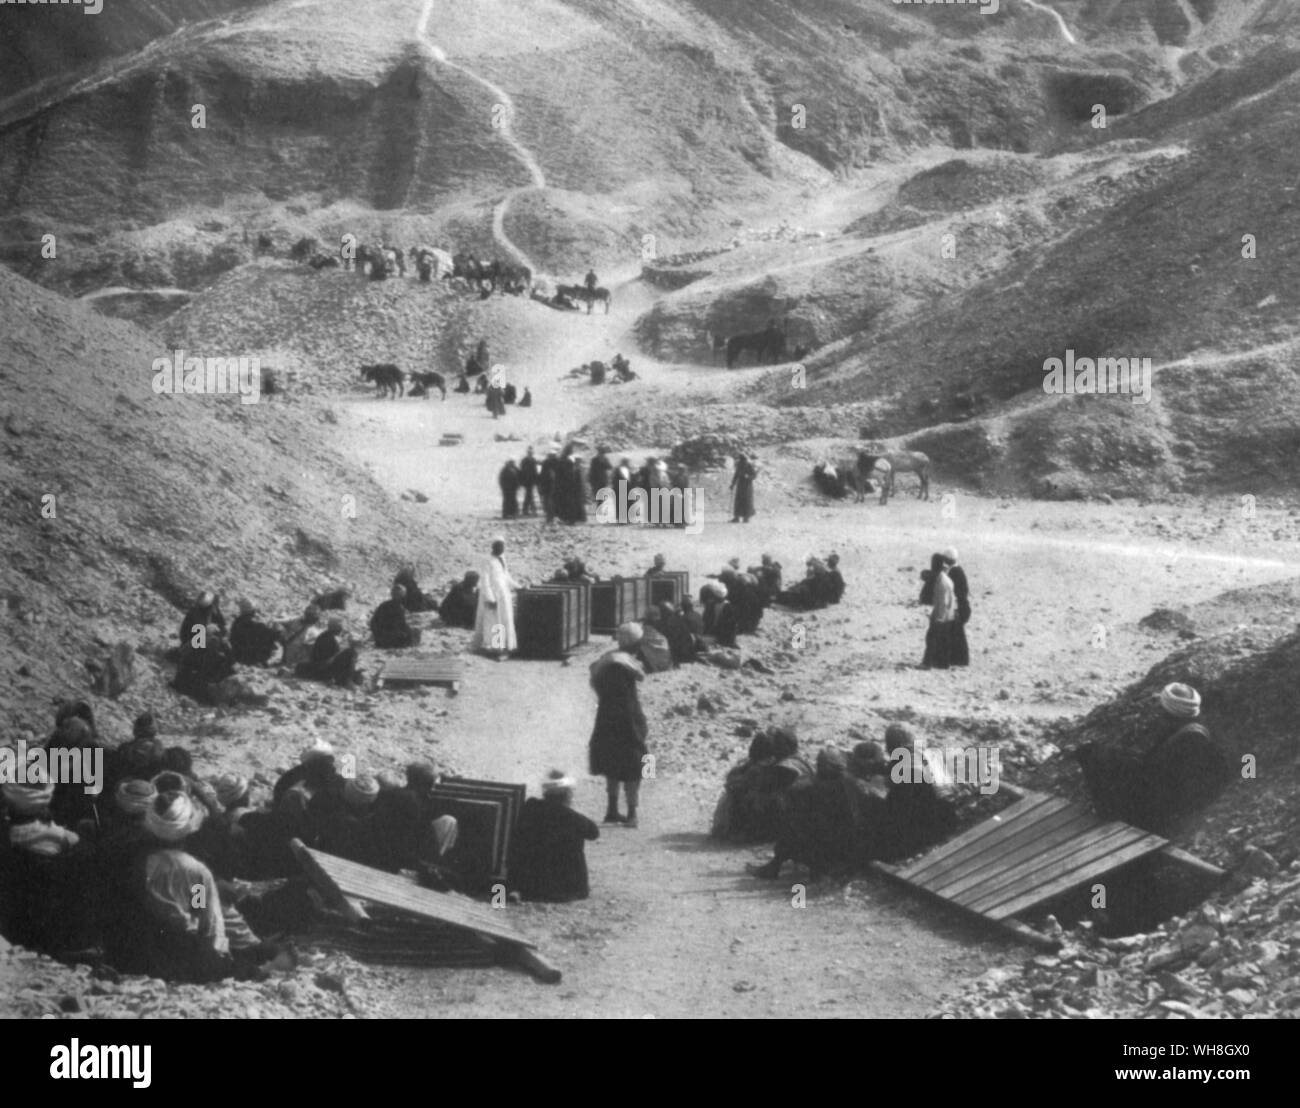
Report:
647,571,690,609
438,777,526,876
875,790,1179,946
376,656,465,691
293,841,562,983
293,841,530,947
515,583,590,659
591,577,650,634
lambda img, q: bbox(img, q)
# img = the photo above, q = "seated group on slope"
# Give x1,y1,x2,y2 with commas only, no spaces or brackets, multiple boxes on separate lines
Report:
0,702,601,983
772,552,846,611
172,567,494,703
709,723,958,881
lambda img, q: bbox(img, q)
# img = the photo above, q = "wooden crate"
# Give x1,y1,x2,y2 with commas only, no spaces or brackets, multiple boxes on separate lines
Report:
514,583,590,659
647,571,690,609
430,778,526,881
590,576,651,634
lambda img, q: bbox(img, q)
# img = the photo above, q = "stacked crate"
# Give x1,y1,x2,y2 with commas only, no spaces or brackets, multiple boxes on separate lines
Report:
513,581,591,659
647,571,690,609
590,576,651,635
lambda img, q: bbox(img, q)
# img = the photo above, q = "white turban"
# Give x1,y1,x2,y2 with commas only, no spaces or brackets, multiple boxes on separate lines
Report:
145,791,203,843
1159,683,1201,719
942,547,958,563
616,622,644,651
300,739,335,764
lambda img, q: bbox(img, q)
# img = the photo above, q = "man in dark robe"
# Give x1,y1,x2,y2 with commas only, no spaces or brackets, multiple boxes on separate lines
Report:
519,447,539,515
824,554,846,605
539,447,561,523
393,567,432,612
499,458,521,518
438,572,479,629
749,747,862,880
370,585,421,648
503,383,518,404
179,591,224,649
701,582,738,648
589,450,613,498
519,387,532,407
174,622,236,702
510,773,599,902
942,547,970,666
295,616,360,685
730,453,757,523
230,599,280,666
656,601,696,665
588,625,649,827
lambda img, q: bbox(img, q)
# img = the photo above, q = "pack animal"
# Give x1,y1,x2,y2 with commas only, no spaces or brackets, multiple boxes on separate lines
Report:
878,449,931,500
360,364,405,398
409,371,448,400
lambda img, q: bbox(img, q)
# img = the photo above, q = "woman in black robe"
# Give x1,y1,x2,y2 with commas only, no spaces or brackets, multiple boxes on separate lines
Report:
943,549,970,667
588,625,649,827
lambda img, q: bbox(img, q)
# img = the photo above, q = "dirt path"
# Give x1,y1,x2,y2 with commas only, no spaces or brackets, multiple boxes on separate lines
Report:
328,266,1300,1016
415,0,546,274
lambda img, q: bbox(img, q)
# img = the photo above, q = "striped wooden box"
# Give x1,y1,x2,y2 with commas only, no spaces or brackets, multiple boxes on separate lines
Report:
514,582,590,659
591,576,650,634
647,571,690,609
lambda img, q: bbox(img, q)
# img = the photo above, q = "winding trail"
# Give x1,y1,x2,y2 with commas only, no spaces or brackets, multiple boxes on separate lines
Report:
1022,0,1077,45
414,0,546,275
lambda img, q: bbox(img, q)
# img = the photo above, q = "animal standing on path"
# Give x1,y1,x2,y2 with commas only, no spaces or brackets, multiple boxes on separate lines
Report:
360,364,405,399
878,450,932,500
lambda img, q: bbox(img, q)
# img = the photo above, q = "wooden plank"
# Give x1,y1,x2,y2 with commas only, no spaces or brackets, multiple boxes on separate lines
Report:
985,833,1168,921
897,793,1066,880
962,824,1160,915
867,861,1059,951
1158,844,1226,880
921,807,1103,897
300,844,535,948
957,823,1150,913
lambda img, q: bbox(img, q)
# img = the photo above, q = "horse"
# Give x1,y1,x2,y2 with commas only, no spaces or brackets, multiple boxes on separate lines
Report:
360,364,405,399
583,286,612,314
877,449,932,500
409,371,448,400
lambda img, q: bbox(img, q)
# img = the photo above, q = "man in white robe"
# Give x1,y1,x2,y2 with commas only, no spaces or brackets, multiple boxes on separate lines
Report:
472,538,519,659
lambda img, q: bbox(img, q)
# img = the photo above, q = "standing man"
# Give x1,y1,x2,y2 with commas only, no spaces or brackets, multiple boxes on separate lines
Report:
472,538,519,661
730,453,757,523
539,445,561,524
519,447,539,516
499,458,521,520
942,547,970,666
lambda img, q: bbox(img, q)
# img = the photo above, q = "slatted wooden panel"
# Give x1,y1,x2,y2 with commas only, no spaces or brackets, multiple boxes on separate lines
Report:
376,656,465,689
299,844,534,948
591,577,650,634
439,778,526,876
883,792,1169,934
515,583,590,658
647,571,690,609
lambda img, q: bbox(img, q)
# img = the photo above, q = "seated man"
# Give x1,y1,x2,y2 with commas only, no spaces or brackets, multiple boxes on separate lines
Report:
823,554,846,605
656,601,696,666
636,608,675,674
230,599,281,666
438,572,480,630
700,581,738,649
519,387,532,407
509,771,599,902
179,591,224,650
370,584,422,648
748,747,862,881
0,781,88,954
731,573,766,635
279,604,322,671
880,725,956,861
295,616,361,686
173,622,236,703
393,567,432,613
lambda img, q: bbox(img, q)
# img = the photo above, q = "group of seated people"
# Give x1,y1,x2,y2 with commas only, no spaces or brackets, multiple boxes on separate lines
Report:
710,722,957,880
173,567,494,701
774,552,846,611
0,700,600,982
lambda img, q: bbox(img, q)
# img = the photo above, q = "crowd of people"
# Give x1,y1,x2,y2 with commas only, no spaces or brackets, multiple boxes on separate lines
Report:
709,722,958,880
0,697,607,980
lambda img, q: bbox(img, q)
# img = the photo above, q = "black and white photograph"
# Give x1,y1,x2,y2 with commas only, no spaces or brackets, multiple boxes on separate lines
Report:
0,0,1296,1040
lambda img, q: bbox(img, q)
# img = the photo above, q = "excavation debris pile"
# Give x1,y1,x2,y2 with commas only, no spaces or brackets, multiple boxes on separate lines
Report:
934,855,1300,1019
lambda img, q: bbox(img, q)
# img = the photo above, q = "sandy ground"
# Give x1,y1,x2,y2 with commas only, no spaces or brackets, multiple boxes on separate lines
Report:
318,268,1300,1018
